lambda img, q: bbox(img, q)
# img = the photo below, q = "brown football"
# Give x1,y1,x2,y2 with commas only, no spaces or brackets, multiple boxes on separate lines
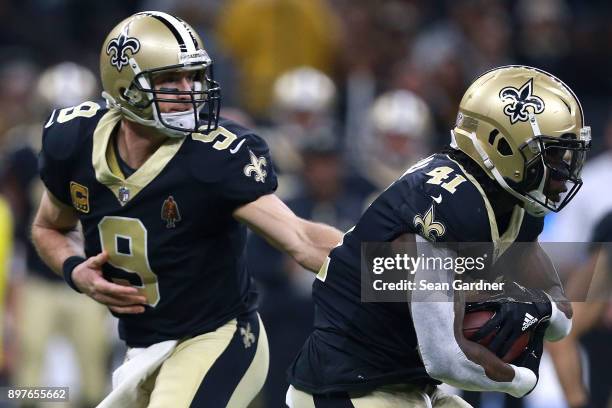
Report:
463,310,530,363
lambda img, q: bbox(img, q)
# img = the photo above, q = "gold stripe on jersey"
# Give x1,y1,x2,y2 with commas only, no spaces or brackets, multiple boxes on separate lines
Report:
496,205,525,259
447,157,524,262
105,135,124,179
92,109,186,205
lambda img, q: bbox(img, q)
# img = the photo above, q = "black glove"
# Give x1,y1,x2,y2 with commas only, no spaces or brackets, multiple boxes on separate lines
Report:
507,323,547,398
515,324,545,380
465,282,552,359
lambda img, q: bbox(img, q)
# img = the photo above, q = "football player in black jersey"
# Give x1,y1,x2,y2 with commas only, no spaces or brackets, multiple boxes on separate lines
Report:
30,11,342,408
286,65,591,407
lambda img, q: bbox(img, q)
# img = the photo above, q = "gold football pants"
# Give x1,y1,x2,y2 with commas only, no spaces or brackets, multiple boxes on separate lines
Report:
142,311,268,408
286,384,473,408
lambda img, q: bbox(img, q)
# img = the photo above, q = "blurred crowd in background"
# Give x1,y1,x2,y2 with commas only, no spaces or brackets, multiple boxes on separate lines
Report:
0,0,610,407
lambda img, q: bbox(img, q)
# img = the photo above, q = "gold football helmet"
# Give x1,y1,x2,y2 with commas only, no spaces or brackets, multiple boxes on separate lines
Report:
451,65,591,216
100,11,220,137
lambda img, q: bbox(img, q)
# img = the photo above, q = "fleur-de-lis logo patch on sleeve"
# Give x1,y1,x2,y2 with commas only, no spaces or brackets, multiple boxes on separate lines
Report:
243,150,267,183
106,25,141,71
414,205,446,242
499,79,545,124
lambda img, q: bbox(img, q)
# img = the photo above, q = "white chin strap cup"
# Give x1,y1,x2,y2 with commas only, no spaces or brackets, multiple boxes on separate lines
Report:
101,91,198,138
159,109,199,134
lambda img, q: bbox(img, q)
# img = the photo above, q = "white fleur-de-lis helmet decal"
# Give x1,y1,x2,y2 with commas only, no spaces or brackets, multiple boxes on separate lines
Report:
106,25,141,72
499,78,545,124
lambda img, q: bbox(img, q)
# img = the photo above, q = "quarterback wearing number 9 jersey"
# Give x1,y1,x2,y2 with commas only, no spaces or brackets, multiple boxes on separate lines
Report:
33,11,342,408
40,105,274,341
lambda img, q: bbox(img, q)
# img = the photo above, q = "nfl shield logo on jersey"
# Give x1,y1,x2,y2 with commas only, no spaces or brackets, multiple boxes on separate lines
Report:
118,186,130,205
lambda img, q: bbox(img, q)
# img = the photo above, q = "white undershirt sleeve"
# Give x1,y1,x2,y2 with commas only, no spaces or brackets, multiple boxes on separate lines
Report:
410,238,536,397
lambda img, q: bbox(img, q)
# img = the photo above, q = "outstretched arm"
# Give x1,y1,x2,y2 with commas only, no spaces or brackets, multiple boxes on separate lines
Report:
233,194,343,272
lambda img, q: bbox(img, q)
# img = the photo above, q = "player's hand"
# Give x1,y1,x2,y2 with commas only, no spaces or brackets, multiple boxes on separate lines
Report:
466,282,552,358
507,324,546,398
516,325,545,380
72,251,147,314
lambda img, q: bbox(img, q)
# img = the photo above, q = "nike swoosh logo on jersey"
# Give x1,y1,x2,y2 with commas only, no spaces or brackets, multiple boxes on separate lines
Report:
522,313,538,331
44,109,57,128
431,194,442,204
230,139,246,154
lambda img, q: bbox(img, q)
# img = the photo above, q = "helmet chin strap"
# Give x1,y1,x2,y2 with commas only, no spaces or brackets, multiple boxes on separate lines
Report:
102,56,202,138
127,57,198,138
451,129,550,217
158,105,204,136
102,91,187,137
524,113,556,215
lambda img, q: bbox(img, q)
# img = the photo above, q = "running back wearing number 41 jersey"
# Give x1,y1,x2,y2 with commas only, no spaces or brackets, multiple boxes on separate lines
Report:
287,152,544,394
39,102,277,347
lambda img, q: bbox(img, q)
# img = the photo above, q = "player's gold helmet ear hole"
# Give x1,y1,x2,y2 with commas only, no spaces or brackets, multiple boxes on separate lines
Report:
121,85,149,108
487,129,513,157
487,129,499,145
496,137,513,156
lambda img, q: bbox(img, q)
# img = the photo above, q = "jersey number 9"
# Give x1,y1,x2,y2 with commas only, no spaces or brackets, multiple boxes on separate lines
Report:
98,216,160,307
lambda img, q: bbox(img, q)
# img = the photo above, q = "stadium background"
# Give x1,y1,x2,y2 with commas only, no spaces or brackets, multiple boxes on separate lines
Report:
0,0,610,407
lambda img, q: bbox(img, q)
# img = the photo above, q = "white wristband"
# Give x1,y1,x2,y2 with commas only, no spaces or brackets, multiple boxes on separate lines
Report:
544,294,572,341
500,364,537,398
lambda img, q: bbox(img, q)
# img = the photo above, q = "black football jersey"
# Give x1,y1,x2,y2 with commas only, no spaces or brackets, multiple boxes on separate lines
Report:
39,102,277,347
288,153,543,394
